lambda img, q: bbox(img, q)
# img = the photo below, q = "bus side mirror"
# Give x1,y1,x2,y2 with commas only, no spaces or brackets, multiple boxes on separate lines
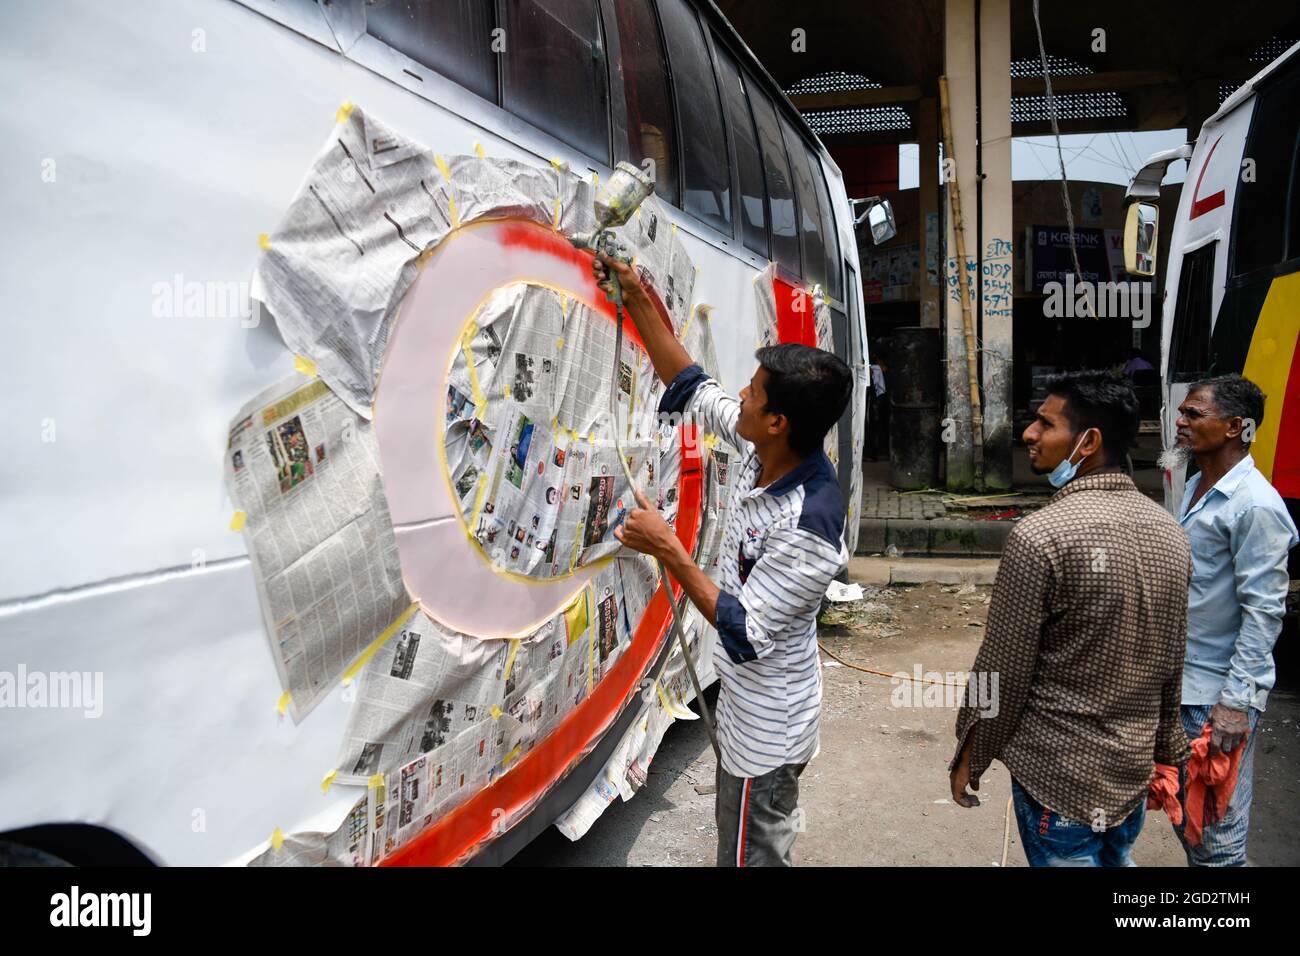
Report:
1124,202,1158,276
852,197,897,245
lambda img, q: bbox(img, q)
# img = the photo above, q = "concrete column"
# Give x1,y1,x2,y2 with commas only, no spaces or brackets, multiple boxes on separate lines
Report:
942,0,1013,491
942,0,976,490
978,0,1013,491
917,97,942,331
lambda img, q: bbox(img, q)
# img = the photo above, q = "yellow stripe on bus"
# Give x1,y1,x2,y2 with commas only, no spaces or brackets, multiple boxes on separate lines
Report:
1241,272,1300,482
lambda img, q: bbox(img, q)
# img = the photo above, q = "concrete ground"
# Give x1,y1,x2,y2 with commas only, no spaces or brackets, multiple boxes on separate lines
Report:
511,565,1300,867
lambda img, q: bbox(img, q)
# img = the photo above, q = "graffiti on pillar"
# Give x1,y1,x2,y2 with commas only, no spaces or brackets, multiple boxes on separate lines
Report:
944,237,1013,318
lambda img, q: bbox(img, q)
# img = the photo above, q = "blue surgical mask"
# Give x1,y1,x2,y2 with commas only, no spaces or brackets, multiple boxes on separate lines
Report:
1047,430,1095,488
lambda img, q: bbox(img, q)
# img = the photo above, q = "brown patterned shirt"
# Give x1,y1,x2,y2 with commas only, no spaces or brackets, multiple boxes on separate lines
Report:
952,472,1192,827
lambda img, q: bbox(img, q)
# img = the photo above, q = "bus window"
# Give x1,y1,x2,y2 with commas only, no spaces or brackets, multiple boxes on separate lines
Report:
502,0,611,163
1232,68,1300,275
781,115,828,289
365,0,498,104
657,0,730,233
1169,243,1217,382
809,153,844,301
610,0,678,206
749,83,801,277
714,41,769,257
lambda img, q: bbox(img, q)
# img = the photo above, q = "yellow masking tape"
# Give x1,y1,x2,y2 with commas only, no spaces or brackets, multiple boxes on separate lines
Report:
340,602,421,685
336,101,354,124
502,744,522,767
461,330,485,408
586,588,595,692
321,769,337,794
271,827,284,850
258,233,271,251
563,588,589,645
591,171,599,188
473,141,486,159
434,154,453,182
655,681,673,714
468,470,489,531
368,774,385,790
552,197,562,229
276,690,291,716
229,510,247,532
294,354,317,378
490,705,503,720
550,157,564,170
502,639,521,680
447,196,461,229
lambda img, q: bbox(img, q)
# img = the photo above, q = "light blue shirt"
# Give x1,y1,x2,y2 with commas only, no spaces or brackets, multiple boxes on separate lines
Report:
1179,454,1297,711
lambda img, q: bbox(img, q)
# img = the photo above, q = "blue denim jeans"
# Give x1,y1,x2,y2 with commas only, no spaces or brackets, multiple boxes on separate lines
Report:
1173,704,1260,867
1010,778,1146,867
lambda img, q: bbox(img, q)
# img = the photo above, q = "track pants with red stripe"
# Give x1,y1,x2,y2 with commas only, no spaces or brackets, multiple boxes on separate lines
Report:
715,762,807,867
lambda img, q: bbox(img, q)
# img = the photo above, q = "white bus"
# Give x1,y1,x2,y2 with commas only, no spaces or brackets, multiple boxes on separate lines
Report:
1126,40,1300,529
0,0,882,865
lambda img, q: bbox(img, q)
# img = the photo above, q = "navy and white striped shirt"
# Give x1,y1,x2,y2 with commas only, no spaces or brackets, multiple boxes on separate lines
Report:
660,364,848,778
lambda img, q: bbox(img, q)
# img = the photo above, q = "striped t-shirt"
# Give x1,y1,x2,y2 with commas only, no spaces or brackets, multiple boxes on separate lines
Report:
660,364,848,779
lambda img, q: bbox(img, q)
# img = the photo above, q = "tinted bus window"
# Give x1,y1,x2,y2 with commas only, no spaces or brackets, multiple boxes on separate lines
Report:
658,0,730,233
808,150,843,300
502,0,610,163
366,0,498,103
714,42,768,256
1169,243,1216,382
749,83,801,276
1233,68,1300,274
781,115,828,289
612,0,677,205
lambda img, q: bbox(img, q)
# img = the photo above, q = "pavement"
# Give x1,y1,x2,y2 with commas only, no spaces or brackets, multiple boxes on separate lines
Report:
509,571,1300,867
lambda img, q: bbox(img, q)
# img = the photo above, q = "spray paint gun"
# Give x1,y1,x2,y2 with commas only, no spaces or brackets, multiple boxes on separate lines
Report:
567,161,721,759
568,161,655,306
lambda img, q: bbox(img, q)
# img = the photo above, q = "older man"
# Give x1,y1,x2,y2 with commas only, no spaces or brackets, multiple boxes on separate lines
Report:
1166,373,1298,866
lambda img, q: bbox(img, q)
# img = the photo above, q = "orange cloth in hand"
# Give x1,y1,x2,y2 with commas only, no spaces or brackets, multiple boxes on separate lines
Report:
1146,763,1182,826
1183,723,1249,848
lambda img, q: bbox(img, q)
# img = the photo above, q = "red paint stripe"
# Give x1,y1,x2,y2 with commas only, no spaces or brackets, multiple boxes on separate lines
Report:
382,427,703,866
1272,335,1300,498
772,276,816,346
737,778,751,867
498,220,651,351
1189,135,1226,220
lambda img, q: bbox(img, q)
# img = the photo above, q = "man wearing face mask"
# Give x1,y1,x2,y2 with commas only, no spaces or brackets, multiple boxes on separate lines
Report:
949,371,1192,866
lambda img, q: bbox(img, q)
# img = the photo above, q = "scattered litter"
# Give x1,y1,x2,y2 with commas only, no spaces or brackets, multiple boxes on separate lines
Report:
694,783,717,796
823,659,844,668
885,543,900,557
879,626,902,638
933,798,950,805
825,580,865,603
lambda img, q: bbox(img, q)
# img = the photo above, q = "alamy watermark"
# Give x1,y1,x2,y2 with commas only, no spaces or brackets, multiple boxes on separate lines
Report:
0,665,103,718
1041,274,1152,328
890,666,999,718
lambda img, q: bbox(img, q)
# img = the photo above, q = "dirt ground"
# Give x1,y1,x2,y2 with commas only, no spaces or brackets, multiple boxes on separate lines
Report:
511,580,1300,867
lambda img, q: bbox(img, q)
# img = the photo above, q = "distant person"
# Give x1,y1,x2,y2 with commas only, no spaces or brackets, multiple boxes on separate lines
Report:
1123,348,1155,380
950,371,1191,866
1162,373,1298,865
866,357,888,461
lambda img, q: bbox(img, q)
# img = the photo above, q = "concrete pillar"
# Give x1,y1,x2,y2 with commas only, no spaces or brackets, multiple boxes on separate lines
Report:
978,0,1013,491
942,0,1013,491
917,97,942,331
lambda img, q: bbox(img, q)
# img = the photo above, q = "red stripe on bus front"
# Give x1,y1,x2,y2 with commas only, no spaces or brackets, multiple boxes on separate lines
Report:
1189,135,1226,220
